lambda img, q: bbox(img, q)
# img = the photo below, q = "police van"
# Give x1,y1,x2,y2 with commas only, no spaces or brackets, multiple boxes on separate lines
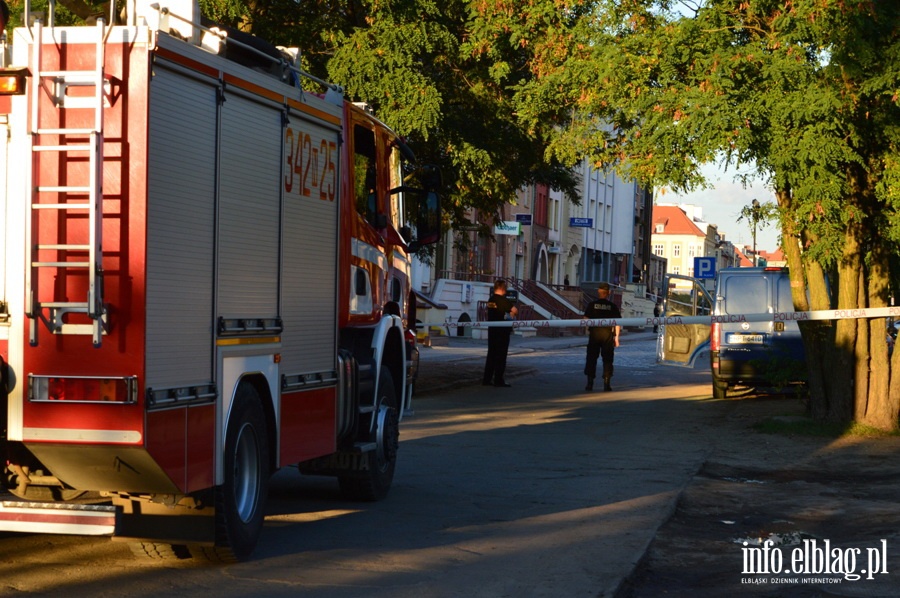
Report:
657,267,807,398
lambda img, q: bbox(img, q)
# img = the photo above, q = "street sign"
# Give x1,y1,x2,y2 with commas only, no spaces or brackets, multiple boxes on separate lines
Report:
493,221,521,236
570,217,593,227
694,257,716,279
515,213,532,225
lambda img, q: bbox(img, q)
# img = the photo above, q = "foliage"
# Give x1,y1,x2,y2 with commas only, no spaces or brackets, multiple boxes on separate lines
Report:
5,0,583,227
4,0,86,27
737,199,778,246
502,0,900,269
483,0,900,427
197,0,582,227
748,356,808,399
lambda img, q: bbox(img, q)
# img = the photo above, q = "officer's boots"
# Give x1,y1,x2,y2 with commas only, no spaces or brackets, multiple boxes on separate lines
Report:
602,364,614,392
585,377,594,391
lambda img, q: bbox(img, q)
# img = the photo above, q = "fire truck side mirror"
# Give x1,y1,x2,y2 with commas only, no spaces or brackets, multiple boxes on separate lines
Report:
414,190,441,248
392,164,441,252
400,224,413,244
420,164,442,190
399,188,441,253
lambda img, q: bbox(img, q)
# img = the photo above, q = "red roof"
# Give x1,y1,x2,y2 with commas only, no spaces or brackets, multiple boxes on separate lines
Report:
759,248,785,262
734,246,754,267
652,205,706,237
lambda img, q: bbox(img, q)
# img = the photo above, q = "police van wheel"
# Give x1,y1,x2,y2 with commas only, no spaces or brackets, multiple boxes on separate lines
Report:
208,385,270,562
339,367,399,502
712,376,728,399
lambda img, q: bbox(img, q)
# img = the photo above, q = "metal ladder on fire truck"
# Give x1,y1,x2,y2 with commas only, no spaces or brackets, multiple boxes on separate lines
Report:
0,9,117,538
25,11,110,347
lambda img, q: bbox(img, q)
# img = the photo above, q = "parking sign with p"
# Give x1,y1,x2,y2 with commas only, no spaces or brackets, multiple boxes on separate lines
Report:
694,257,716,279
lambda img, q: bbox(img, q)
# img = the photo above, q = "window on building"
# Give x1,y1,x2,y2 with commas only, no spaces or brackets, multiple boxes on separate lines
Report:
653,244,664,256
688,244,696,257
673,244,681,257
534,184,548,227
672,266,680,275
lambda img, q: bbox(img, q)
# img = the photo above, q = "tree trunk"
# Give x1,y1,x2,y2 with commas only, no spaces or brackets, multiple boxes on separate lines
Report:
826,197,863,423
854,268,869,421
891,328,900,422
858,211,896,430
777,188,829,418
803,259,836,420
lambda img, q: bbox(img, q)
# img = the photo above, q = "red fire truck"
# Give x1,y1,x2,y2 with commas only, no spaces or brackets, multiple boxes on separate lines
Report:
0,0,440,560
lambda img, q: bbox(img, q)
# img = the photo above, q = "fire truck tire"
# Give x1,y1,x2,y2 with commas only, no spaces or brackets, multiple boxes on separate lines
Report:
338,367,399,502
206,385,270,562
130,542,191,560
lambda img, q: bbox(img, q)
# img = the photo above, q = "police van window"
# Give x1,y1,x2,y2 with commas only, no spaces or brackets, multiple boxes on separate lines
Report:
723,277,768,315
354,125,378,226
777,276,795,311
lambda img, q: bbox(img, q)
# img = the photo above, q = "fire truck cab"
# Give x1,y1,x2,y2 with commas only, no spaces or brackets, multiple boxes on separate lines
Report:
0,0,441,560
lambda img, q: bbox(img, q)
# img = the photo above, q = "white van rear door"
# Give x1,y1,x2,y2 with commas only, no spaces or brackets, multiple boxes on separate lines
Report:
657,275,713,367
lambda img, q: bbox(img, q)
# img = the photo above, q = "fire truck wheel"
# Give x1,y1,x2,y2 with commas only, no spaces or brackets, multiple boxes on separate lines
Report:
338,367,399,502
130,542,191,560
210,385,270,562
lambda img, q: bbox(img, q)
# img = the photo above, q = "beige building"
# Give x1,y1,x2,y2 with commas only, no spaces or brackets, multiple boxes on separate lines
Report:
652,204,709,283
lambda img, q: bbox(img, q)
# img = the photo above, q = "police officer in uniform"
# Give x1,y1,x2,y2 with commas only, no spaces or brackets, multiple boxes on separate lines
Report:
483,279,518,387
653,299,663,333
583,282,621,391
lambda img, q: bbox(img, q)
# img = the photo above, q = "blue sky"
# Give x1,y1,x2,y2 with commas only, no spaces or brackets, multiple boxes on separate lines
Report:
657,162,782,254
659,4,782,254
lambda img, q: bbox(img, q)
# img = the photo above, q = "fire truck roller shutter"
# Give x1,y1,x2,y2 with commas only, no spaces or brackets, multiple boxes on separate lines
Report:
146,64,216,389
216,89,280,321
280,114,340,374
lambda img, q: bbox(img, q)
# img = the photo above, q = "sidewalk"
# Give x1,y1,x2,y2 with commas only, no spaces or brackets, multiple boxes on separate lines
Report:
624,397,900,597
417,328,657,364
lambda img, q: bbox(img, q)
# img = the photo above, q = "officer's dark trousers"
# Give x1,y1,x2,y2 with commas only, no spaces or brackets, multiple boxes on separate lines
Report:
584,337,615,381
483,329,512,384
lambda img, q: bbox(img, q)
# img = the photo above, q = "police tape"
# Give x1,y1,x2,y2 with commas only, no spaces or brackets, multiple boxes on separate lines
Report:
441,306,900,329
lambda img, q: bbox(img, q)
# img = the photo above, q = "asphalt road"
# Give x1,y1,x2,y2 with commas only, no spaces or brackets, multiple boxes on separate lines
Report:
1,334,724,597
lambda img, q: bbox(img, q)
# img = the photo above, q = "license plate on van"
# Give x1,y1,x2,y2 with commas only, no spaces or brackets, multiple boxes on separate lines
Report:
727,333,765,344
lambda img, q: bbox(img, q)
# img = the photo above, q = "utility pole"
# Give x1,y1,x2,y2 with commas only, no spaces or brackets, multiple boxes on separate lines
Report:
751,198,760,267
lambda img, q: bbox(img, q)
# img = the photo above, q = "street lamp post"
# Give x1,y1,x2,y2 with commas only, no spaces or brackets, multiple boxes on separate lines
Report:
751,198,760,267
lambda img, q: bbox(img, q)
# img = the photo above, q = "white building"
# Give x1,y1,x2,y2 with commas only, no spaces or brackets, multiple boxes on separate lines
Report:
577,161,639,286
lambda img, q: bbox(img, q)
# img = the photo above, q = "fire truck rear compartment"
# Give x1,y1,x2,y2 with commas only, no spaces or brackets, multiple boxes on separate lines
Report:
24,444,183,494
